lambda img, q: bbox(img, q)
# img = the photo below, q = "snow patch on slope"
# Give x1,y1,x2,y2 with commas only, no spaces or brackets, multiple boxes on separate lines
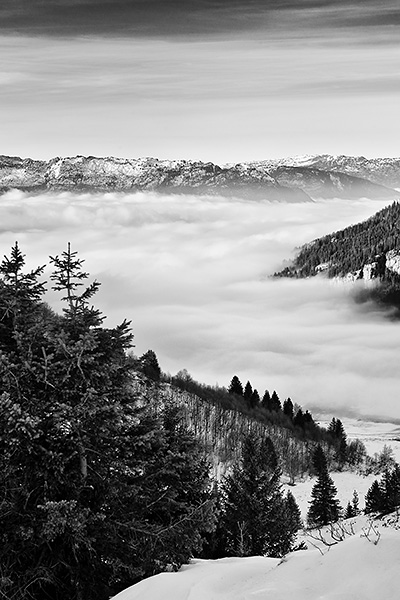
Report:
113,522,400,600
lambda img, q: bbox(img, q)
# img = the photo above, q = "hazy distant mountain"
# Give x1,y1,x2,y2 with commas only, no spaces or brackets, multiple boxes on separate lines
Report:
282,154,400,189
1,153,399,202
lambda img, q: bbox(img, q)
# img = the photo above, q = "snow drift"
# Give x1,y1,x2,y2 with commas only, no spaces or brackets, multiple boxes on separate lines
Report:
113,525,400,600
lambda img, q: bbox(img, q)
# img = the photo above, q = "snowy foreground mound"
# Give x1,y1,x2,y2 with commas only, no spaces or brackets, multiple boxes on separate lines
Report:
113,525,400,600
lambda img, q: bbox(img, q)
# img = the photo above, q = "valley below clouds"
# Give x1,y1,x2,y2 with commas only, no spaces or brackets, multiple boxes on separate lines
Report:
1,190,398,421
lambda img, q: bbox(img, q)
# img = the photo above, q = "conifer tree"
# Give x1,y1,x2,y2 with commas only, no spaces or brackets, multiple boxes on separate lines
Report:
307,447,341,527
344,501,355,519
366,464,400,514
228,375,243,396
283,397,294,420
222,433,298,557
328,417,347,466
250,389,260,408
293,408,305,429
365,480,384,514
140,349,161,381
381,464,400,512
351,490,360,515
270,390,281,412
0,241,46,351
311,443,328,476
285,490,303,535
243,381,253,404
261,389,271,410
328,417,338,437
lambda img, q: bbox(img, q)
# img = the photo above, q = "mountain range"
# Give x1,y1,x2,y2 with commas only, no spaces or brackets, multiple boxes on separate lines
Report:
1,154,400,202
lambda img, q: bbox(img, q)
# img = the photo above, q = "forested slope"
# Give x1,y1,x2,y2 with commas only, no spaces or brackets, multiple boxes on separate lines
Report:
0,242,368,600
275,201,400,312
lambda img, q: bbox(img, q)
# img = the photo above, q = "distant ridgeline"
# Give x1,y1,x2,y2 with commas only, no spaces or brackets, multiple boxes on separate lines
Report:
275,201,400,313
1,153,400,202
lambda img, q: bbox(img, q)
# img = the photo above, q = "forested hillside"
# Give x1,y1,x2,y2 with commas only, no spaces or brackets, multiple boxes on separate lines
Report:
275,201,400,311
0,243,373,600
130,369,365,482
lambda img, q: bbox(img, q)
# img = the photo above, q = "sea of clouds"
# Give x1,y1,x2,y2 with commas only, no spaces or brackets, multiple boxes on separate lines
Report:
1,190,398,422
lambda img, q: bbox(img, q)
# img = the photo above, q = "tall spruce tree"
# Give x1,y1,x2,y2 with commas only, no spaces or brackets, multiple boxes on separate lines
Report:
285,491,303,537
270,390,281,412
250,389,260,408
222,433,298,557
283,398,294,420
228,375,244,396
243,381,253,405
261,389,271,410
328,417,347,466
365,464,400,515
139,349,161,381
311,444,328,476
307,447,341,527
365,480,385,514
293,408,305,430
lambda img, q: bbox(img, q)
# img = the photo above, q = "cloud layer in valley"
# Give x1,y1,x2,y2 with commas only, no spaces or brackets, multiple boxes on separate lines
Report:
1,190,398,422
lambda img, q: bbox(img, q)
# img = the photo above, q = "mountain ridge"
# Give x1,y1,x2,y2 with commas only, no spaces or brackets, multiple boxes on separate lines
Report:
1,153,399,202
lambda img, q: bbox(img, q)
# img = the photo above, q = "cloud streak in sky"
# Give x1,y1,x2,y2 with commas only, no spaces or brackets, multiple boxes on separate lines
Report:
0,190,398,422
1,1,400,38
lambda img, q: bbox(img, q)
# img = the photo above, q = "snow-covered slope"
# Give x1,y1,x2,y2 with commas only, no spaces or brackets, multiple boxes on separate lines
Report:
112,518,400,600
282,471,376,519
111,411,400,600
1,153,399,201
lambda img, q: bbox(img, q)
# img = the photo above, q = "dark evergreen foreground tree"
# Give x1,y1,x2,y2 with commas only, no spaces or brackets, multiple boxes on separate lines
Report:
365,464,400,515
307,447,341,527
0,244,214,600
221,433,300,557
285,490,303,535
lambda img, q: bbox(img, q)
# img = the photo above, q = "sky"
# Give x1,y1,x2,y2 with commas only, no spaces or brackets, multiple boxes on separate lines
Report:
1,0,400,162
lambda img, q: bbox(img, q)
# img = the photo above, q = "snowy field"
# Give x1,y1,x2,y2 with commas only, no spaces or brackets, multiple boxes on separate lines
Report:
318,417,400,463
113,419,400,600
282,471,376,518
284,417,400,518
113,517,400,600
